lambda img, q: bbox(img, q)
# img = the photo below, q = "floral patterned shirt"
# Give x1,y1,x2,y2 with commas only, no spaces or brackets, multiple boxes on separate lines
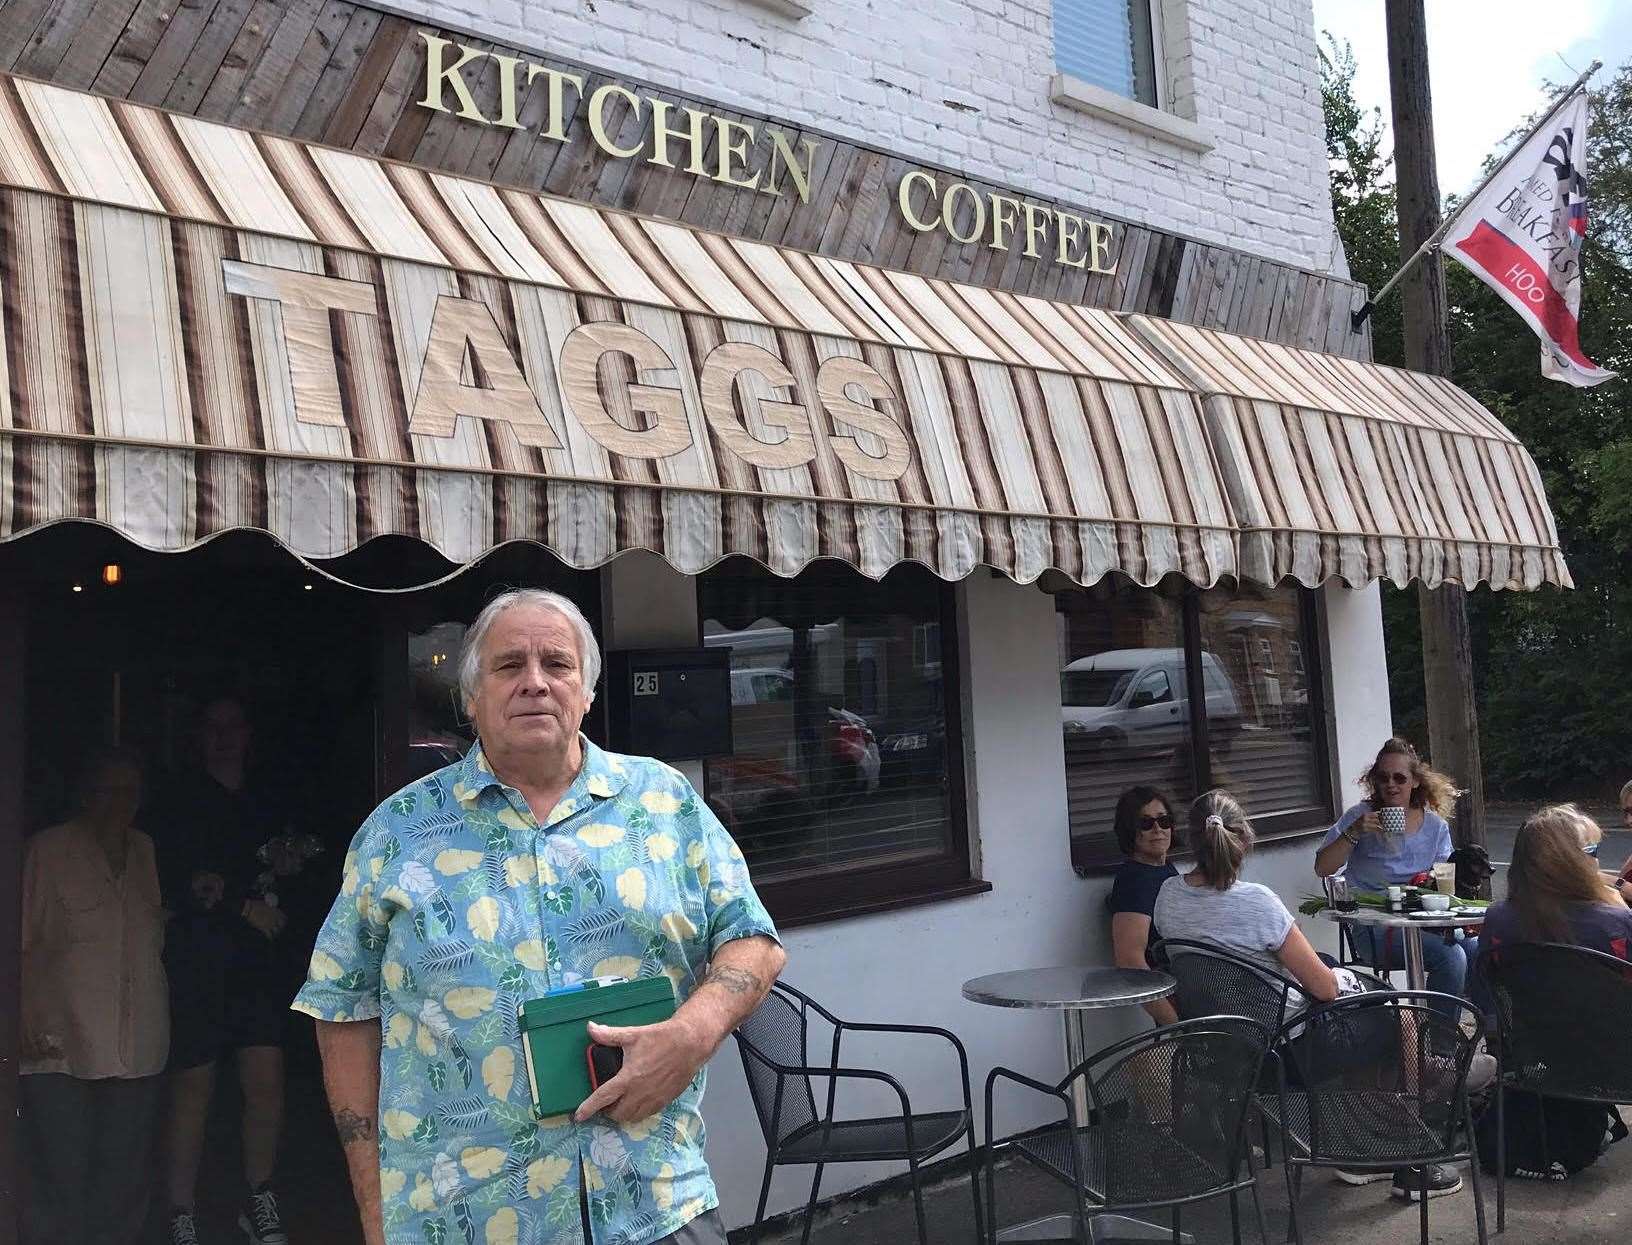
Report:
292,738,779,1245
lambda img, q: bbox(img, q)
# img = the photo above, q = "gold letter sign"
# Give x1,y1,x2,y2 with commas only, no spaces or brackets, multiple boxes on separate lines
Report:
415,33,820,201
893,173,1117,273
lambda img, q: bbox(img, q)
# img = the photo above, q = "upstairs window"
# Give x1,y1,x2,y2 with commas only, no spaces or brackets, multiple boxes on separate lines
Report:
1053,0,1160,107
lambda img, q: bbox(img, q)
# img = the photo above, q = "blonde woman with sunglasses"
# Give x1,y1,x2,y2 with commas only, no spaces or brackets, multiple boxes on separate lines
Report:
1314,738,1477,1008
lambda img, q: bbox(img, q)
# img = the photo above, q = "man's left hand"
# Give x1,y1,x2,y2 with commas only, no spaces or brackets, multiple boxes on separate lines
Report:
575,1018,711,1124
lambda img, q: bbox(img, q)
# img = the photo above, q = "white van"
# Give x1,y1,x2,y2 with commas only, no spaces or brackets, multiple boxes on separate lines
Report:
1059,648,1242,752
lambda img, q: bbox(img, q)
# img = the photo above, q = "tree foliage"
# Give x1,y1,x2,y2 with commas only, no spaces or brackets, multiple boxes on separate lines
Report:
1322,43,1632,797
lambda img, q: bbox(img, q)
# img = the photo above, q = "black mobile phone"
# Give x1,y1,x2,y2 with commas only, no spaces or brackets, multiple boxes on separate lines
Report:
587,1043,624,1089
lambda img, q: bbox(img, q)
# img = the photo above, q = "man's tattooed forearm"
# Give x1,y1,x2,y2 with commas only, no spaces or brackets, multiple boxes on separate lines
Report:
333,1108,376,1147
703,965,765,997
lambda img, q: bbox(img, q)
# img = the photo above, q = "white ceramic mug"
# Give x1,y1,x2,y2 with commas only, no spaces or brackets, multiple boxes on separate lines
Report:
1377,806,1406,847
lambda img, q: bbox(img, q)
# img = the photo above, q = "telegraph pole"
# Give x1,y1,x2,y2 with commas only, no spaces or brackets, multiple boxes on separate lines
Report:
1384,0,1485,850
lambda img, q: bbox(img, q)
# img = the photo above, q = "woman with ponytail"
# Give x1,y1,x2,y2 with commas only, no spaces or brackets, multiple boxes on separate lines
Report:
1153,790,1365,1005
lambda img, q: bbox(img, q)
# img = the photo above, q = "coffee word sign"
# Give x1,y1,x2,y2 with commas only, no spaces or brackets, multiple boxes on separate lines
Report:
418,34,822,202
896,171,1118,273
221,259,912,480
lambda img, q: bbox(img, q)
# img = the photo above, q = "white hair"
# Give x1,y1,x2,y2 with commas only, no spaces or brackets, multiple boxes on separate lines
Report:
1622,778,1632,805
459,589,601,706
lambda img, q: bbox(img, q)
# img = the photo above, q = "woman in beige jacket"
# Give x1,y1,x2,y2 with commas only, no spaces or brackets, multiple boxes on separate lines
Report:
21,746,169,1245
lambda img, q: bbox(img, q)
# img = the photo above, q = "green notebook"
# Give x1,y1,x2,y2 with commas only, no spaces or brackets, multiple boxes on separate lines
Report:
518,976,678,1118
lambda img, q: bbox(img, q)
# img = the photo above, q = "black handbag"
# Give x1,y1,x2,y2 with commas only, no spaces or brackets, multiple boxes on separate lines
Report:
1475,1089,1627,1178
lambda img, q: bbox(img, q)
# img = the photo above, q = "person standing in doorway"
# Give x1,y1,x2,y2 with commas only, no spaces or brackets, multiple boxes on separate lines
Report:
155,697,296,1245
20,747,169,1244
294,589,784,1245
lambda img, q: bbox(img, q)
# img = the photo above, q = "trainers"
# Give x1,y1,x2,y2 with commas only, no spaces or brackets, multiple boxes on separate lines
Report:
239,1185,289,1245
1334,1168,1393,1185
170,1210,200,1245
1424,1050,1497,1095
1512,1160,1568,1182
1391,1164,1463,1200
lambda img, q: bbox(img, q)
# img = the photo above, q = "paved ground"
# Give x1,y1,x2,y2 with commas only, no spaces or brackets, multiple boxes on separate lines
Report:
756,1138,1632,1244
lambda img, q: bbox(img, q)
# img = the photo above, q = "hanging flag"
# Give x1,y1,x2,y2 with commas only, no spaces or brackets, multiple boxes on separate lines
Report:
1441,91,1614,387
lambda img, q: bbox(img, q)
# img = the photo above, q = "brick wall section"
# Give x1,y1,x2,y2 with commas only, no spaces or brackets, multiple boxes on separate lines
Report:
378,0,1348,276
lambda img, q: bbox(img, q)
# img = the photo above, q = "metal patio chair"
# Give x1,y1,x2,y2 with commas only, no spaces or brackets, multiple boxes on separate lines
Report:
984,1016,1272,1245
733,980,982,1245
1479,941,1632,1232
1153,937,1390,1163
1155,938,1310,1034
1270,990,1488,1245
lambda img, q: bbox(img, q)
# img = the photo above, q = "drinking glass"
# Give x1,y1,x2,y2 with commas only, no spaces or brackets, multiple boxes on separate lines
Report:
1327,875,1357,912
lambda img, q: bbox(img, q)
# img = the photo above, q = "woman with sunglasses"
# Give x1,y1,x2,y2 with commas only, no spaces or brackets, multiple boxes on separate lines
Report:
1107,785,1180,1024
1472,806,1631,1182
1481,805,1630,956
1314,738,1477,1002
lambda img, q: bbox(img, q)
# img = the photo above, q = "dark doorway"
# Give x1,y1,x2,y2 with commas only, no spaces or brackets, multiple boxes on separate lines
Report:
5,524,601,1244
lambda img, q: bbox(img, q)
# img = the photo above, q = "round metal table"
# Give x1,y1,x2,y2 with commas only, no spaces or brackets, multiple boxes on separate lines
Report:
1321,907,1486,991
962,966,1176,1012
963,966,1178,1243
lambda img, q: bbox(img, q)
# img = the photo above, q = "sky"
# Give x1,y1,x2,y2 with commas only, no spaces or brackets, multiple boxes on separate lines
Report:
1311,0,1632,197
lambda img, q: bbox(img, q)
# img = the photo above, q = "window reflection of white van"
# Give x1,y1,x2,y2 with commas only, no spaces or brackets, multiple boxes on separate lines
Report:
1059,649,1242,751
730,667,795,706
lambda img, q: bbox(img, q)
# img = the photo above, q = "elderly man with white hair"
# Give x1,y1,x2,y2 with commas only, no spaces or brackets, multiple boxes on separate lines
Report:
294,589,785,1245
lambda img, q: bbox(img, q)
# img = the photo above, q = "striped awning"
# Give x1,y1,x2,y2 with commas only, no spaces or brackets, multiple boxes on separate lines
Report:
0,71,1566,592
1130,317,1572,590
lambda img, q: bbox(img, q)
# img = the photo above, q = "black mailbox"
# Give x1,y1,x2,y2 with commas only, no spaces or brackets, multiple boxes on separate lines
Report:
603,648,734,761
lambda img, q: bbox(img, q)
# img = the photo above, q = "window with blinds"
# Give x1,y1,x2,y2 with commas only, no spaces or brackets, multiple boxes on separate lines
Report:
1053,0,1160,107
1198,591,1327,825
1058,579,1333,871
698,560,968,919
1059,582,1196,868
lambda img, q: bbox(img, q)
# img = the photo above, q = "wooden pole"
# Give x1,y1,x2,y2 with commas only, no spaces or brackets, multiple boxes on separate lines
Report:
1384,0,1486,851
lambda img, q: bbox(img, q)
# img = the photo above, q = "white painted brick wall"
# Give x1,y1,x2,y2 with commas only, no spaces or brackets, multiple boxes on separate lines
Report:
384,0,1346,272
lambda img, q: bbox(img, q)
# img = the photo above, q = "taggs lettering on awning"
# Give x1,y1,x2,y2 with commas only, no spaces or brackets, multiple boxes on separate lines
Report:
0,74,1568,592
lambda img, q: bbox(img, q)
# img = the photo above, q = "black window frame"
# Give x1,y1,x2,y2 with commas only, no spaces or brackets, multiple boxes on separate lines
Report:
696,564,984,928
1067,582,1336,874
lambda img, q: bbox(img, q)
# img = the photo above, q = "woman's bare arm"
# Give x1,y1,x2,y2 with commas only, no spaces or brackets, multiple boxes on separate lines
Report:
1277,924,1340,1002
1111,912,1178,1025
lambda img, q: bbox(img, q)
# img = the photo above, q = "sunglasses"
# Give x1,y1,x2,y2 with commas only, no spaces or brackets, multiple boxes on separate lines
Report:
1584,841,1601,858
1138,814,1175,832
1376,771,1412,786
